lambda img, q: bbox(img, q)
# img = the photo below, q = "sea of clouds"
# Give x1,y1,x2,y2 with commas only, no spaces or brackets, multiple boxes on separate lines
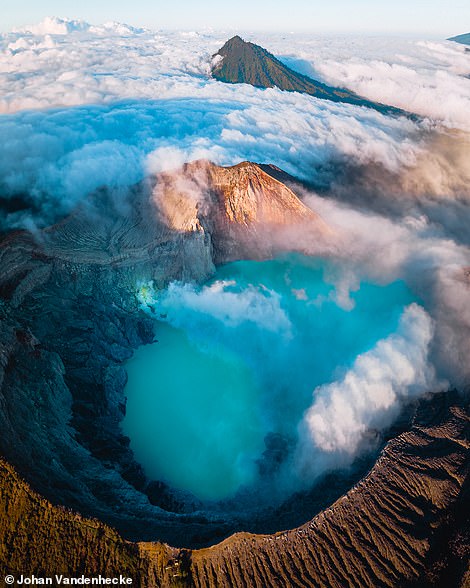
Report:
1,17,469,488
1,18,469,227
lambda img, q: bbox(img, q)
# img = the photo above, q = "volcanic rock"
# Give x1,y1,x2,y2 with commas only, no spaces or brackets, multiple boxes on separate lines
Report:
0,161,331,547
448,32,470,45
212,36,406,116
153,160,331,261
0,160,468,586
0,395,468,586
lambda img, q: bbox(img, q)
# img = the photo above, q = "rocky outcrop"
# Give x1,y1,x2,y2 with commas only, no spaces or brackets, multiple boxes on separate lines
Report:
154,160,331,262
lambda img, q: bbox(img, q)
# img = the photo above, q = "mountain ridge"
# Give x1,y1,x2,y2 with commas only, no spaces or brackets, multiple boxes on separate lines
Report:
448,32,470,45
153,159,331,262
212,35,407,117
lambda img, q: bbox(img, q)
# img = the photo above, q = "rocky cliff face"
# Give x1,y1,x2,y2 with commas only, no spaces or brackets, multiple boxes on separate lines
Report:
0,161,333,548
154,160,330,262
1,395,468,587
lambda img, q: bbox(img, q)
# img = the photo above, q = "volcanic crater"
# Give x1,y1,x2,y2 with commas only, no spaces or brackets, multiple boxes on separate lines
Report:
0,160,468,586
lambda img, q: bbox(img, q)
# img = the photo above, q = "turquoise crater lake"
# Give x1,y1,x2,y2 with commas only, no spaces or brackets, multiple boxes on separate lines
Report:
122,254,416,502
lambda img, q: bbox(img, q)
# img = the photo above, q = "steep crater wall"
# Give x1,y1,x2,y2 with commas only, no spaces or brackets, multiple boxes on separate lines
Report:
0,161,347,547
0,161,468,585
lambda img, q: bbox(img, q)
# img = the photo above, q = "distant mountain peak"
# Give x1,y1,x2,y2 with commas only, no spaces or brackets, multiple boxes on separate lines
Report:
212,36,407,117
226,35,245,44
448,32,470,46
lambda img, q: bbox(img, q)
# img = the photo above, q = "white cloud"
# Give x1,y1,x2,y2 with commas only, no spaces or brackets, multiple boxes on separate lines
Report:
0,90,423,231
12,16,146,37
13,16,92,36
299,190,470,388
1,24,469,130
1,23,467,227
267,34,470,131
0,25,467,237
296,304,441,473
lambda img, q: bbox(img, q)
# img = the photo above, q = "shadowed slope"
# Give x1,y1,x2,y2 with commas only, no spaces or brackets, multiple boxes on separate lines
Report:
0,396,468,586
212,36,407,116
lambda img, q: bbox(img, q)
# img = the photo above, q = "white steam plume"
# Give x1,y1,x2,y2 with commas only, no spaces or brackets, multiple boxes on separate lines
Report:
157,280,292,335
296,304,442,474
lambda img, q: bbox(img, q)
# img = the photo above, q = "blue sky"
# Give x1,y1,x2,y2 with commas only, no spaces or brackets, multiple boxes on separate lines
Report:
2,0,469,36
